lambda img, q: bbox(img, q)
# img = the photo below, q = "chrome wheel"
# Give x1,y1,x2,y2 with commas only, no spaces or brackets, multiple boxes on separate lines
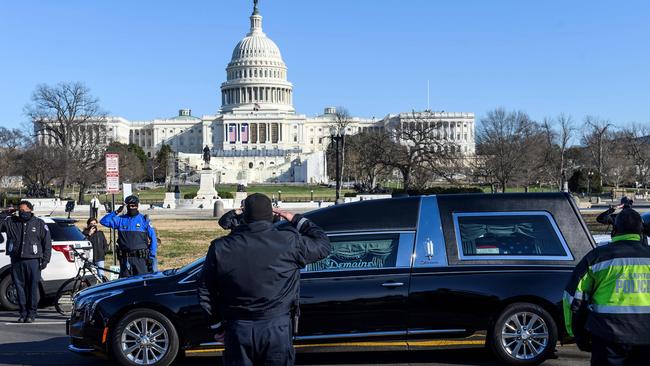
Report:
6,282,17,305
500,311,549,360
121,317,169,365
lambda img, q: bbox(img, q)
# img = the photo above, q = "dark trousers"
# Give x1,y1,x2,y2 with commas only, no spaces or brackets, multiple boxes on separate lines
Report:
10,258,40,318
591,336,650,366
118,257,149,278
223,316,294,366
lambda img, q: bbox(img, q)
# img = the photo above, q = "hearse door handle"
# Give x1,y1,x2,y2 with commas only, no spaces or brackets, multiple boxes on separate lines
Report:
381,282,405,288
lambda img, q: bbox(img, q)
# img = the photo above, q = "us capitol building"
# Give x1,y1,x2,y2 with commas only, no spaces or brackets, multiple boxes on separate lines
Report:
50,2,476,184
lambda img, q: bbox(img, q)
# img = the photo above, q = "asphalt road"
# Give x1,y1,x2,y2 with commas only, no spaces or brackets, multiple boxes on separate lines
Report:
0,308,590,366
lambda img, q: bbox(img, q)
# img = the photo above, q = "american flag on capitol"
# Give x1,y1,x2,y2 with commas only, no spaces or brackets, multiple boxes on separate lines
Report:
241,124,249,143
229,124,237,143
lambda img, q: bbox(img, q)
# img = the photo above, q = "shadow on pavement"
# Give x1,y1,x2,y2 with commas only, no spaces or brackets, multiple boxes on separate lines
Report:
0,336,109,366
296,349,501,366
174,349,502,366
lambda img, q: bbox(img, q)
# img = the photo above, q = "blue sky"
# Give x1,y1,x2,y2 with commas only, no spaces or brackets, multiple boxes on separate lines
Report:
1,0,649,129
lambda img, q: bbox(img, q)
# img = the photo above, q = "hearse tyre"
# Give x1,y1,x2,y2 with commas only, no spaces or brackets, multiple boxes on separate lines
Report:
0,275,18,310
490,302,558,366
110,309,180,366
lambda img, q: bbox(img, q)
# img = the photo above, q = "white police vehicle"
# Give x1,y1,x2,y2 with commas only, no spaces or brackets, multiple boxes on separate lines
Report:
0,217,93,310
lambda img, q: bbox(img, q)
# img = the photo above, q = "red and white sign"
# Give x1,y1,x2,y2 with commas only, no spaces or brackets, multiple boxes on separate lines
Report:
105,153,120,193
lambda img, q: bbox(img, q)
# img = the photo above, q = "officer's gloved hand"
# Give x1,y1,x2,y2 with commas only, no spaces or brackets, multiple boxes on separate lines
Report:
116,205,124,214
39,261,48,271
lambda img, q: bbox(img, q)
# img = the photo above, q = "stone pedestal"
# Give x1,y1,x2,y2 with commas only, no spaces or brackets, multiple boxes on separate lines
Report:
195,169,218,200
234,192,248,207
163,192,180,209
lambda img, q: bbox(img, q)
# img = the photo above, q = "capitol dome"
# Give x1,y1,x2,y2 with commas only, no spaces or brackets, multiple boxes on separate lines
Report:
231,33,283,62
220,2,294,114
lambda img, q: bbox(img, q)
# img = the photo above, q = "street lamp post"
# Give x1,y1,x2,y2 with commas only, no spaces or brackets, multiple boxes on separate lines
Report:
278,190,282,202
587,171,594,197
330,126,346,203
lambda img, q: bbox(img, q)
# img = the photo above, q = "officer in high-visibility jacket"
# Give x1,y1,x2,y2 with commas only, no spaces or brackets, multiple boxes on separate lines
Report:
564,208,650,365
100,195,157,277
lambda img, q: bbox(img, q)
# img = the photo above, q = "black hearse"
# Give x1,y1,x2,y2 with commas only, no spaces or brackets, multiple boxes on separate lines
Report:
67,193,594,366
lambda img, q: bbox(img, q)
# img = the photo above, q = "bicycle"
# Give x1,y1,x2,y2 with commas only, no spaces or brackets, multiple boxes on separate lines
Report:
54,247,119,316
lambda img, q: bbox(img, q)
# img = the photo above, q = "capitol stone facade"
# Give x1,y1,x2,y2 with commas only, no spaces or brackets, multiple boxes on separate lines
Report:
40,2,476,185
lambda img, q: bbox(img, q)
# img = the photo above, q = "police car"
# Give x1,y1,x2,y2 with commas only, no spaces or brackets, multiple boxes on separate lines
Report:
0,217,93,310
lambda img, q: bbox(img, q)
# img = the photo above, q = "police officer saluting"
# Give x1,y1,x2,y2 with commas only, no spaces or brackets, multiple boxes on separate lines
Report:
564,208,650,365
198,193,331,366
0,200,51,323
100,195,158,278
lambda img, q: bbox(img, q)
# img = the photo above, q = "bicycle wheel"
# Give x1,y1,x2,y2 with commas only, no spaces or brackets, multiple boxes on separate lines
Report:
55,277,91,316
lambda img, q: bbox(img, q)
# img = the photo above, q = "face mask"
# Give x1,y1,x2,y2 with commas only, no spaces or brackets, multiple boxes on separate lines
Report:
127,208,139,217
19,212,33,221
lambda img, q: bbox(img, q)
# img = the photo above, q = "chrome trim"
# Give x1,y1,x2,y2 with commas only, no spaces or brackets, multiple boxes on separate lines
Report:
407,329,466,335
302,272,411,281
411,269,573,276
381,282,405,288
67,344,95,353
326,230,416,237
396,233,416,268
293,328,467,341
295,330,406,341
154,290,196,297
199,341,225,346
178,267,202,284
413,197,448,268
453,211,574,261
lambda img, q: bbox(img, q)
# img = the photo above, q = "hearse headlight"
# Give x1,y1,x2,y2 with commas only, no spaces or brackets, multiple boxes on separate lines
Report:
82,290,123,321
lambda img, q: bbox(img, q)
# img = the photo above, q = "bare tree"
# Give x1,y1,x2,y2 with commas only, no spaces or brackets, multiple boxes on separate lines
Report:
381,112,459,190
582,116,614,188
343,131,390,190
17,145,65,197
620,124,650,188
541,114,575,190
515,124,548,192
477,108,537,192
25,82,107,199
0,127,28,193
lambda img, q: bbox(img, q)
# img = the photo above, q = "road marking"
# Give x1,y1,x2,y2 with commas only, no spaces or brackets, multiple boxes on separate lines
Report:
3,322,67,325
185,339,486,354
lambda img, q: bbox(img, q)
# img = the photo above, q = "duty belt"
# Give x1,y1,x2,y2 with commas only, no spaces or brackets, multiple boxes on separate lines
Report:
118,248,149,258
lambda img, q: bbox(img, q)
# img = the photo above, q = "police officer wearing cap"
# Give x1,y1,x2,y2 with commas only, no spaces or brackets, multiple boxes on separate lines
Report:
198,193,331,366
564,208,650,365
596,197,633,233
218,200,246,230
100,195,158,277
0,200,51,323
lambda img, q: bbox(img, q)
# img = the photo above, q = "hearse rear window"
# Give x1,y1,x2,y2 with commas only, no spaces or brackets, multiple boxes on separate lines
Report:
454,212,573,260
305,234,399,272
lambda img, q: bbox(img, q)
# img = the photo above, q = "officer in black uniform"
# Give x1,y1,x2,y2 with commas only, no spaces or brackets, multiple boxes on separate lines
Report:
218,200,245,230
0,200,52,323
198,193,331,366
100,195,158,277
596,196,633,234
